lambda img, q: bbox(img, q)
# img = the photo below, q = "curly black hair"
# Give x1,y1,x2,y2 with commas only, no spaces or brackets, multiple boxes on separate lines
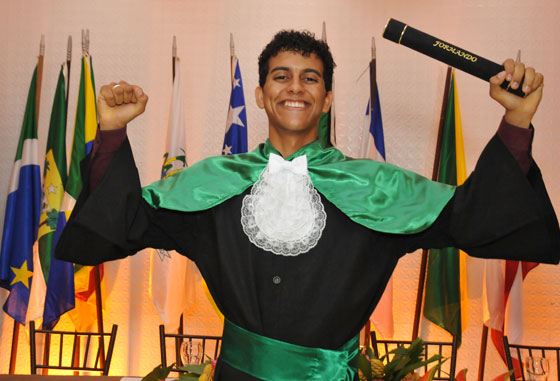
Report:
258,30,336,92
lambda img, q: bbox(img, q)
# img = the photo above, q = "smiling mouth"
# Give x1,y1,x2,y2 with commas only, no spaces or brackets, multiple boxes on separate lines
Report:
282,100,307,108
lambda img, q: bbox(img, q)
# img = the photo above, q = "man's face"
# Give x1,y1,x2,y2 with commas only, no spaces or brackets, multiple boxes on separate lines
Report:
255,50,333,138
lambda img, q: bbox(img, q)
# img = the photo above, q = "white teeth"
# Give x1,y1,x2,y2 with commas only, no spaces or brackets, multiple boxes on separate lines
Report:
284,100,305,108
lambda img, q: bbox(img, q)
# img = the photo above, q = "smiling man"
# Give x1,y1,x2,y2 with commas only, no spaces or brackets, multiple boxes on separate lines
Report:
256,49,333,157
56,30,559,380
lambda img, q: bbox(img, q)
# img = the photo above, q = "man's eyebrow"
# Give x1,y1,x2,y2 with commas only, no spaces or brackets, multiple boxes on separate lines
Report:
270,67,322,77
303,68,322,77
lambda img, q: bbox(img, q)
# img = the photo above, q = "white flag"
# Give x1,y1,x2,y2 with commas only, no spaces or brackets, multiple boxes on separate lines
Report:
148,58,198,331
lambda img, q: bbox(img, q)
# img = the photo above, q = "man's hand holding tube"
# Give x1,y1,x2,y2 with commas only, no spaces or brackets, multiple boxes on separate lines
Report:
98,81,149,131
490,59,544,129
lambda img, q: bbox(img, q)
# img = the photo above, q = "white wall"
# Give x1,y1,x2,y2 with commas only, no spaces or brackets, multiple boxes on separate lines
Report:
1,0,559,377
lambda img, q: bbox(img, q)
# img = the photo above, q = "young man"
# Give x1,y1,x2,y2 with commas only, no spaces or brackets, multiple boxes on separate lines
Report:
56,30,559,380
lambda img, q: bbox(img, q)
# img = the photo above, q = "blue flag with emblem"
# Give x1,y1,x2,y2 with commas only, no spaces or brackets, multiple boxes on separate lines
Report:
0,65,42,324
222,55,247,155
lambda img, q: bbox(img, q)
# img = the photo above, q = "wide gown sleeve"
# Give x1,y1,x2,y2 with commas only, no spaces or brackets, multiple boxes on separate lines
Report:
402,133,560,264
55,138,204,265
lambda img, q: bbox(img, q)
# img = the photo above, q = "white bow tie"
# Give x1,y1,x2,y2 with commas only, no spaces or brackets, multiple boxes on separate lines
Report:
267,153,308,176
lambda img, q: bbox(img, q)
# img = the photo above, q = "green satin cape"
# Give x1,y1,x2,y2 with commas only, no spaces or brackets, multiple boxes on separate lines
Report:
142,140,455,234
221,319,359,381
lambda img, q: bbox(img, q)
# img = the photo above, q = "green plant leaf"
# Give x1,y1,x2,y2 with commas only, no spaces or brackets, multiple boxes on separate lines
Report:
395,357,445,381
178,362,209,375
177,374,201,380
358,353,373,380
501,370,515,380
141,363,175,381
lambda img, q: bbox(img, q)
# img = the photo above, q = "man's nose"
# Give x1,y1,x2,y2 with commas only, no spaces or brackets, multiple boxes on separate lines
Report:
287,77,304,94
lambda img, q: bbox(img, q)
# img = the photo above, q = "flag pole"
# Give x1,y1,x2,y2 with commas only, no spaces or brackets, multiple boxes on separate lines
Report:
362,36,378,348
172,35,177,80
81,29,86,56
411,66,453,340
89,29,107,367
230,33,235,82
171,36,185,337
477,325,489,381
9,35,46,374
85,29,90,56
320,21,336,146
65,36,72,122
369,37,377,119
36,35,45,117
8,320,19,374
321,22,330,135
85,27,106,350
476,49,522,381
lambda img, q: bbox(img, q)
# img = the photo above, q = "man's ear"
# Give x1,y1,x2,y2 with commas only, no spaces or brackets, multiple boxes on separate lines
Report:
322,91,334,113
255,86,265,109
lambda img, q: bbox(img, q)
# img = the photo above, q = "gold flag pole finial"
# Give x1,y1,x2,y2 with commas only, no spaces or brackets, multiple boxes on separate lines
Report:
67,35,72,62
81,30,86,56
356,35,376,83
39,34,45,57
65,35,72,117
229,33,235,82
36,35,45,123
321,21,327,42
86,29,90,55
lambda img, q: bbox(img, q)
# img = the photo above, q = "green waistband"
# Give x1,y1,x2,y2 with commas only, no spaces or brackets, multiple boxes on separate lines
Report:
220,319,359,380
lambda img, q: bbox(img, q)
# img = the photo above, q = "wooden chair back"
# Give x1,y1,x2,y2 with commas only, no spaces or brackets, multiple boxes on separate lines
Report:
159,324,222,373
503,335,560,381
29,320,118,375
370,331,458,380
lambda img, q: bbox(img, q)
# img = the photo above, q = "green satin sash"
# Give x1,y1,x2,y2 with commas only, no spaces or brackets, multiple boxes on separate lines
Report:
142,140,455,234
220,319,359,380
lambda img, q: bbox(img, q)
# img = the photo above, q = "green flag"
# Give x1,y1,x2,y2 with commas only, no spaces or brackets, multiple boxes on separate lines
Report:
38,65,76,329
38,66,67,279
423,71,468,345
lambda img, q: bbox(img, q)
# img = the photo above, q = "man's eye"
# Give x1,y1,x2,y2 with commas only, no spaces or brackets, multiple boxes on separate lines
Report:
274,75,288,81
304,77,319,83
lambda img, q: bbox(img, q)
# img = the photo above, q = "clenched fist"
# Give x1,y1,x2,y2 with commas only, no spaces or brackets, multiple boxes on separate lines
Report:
489,59,544,129
98,81,149,130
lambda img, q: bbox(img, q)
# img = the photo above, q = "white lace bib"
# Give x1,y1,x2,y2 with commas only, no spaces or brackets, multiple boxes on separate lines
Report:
241,153,326,256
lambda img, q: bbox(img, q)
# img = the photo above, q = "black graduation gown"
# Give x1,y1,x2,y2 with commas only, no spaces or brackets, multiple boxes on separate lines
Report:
55,134,559,380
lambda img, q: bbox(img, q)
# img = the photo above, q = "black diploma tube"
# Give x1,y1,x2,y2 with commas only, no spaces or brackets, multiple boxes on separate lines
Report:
383,18,525,97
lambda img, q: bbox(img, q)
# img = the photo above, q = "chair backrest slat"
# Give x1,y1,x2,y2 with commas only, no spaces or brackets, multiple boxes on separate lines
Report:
370,331,458,381
82,334,92,368
28,320,118,376
43,332,51,367
159,324,168,367
159,324,222,374
71,334,78,368
502,335,560,381
57,334,64,367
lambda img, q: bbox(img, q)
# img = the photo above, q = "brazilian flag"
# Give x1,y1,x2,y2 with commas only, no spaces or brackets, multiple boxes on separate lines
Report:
423,70,468,345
